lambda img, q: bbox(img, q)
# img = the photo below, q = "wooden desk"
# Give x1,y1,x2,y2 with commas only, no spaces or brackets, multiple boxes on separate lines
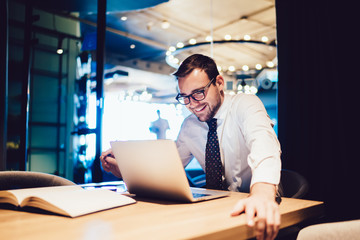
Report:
0,191,323,240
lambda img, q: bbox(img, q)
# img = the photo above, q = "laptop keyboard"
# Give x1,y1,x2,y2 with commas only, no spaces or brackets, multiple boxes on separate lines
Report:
192,192,210,199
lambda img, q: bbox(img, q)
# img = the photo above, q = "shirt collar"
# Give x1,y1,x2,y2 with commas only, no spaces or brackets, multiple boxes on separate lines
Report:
214,93,230,127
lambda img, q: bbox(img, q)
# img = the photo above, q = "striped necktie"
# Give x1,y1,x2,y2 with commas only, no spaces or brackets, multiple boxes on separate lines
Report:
205,118,223,190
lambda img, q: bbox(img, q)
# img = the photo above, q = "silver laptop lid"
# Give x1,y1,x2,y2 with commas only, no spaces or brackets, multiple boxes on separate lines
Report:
110,140,194,201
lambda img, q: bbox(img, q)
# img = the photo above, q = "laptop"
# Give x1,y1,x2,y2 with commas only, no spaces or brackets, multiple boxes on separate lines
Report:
110,139,229,202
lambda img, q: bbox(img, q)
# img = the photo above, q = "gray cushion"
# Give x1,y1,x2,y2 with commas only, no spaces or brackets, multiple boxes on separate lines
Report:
0,171,75,190
297,219,360,240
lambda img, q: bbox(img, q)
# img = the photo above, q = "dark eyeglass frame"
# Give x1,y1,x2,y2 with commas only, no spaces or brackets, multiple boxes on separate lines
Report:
175,77,216,105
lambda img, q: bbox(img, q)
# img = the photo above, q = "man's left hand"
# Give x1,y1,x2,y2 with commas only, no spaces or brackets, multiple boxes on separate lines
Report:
230,183,280,240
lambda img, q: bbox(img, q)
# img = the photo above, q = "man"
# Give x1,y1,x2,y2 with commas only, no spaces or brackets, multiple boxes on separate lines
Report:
149,110,170,139
101,54,281,240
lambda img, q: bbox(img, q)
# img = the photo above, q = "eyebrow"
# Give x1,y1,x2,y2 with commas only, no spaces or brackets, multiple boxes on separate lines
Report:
179,86,205,96
191,86,206,93
179,80,210,96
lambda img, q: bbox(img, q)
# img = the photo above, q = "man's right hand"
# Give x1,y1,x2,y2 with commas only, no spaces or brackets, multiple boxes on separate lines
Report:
100,149,122,178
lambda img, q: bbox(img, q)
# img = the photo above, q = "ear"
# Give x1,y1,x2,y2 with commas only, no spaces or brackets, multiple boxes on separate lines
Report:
215,75,225,91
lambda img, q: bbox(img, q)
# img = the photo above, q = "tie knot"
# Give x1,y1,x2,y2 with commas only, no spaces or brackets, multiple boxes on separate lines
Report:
207,118,217,132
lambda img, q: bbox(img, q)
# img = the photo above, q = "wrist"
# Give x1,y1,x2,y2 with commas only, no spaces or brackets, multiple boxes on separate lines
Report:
250,182,277,201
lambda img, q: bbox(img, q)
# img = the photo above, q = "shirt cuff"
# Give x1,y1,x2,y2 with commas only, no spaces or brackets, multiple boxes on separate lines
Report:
250,157,281,187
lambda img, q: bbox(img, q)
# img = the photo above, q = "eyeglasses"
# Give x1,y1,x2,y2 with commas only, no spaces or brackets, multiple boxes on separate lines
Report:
175,78,215,105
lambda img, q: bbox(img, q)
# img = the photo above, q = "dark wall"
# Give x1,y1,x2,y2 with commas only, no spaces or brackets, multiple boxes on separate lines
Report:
276,0,360,221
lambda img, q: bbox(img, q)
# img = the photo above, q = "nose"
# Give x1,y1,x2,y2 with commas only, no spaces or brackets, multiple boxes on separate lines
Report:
188,97,200,109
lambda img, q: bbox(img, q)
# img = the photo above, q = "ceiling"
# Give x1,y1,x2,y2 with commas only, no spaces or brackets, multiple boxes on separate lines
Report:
80,0,277,72
32,0,278,102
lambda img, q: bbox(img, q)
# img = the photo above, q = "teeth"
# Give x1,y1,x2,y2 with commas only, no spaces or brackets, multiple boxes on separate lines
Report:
195,105,206,112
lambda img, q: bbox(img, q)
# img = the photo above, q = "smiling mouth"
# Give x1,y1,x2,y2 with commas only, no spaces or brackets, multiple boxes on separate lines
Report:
194,104,207,113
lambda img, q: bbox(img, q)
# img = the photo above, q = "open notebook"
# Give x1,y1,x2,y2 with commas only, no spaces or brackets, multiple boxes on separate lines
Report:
110,139,229,202
0,185,136,217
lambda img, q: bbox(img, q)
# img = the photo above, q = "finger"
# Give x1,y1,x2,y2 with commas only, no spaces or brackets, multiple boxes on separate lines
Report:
100,155,116,171
253,205,266,240
265,205,275,240
103,158,116,171
272,206,281,239
255,218,266,240
102,166,111,172
100,155,106,164
104,156,117,166
230,199,246,216
101,149,113,158
245,204,256,227
264,203,280,240
100,156,109,168
101,160,111,172
106,158,122,178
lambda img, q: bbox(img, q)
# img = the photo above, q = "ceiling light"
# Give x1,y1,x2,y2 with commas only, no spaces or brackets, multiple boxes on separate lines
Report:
121,16,127,21
176,42,184,48
205,36,212,42
189,39,197,45
228,66,236,72
250,86,258,94
261,36,269,42
266,61,275,68
168,46,176,52
166,51,171,56
255,64,262,70
224,34,232,40
130,44,136,49
146,21,154,31
243,34,251,40
161,20,170,29
240,16,248,23
57,38,63,55
242,65,249,71
56,48,63,55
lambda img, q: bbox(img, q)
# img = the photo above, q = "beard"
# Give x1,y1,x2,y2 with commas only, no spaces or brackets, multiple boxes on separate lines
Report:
194,91,222,122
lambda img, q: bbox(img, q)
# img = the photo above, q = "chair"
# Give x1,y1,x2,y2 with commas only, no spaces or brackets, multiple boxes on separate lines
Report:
279,169,309,199
0,171,75,190
296,219,360,240
185,168,310,197
276,169,310,239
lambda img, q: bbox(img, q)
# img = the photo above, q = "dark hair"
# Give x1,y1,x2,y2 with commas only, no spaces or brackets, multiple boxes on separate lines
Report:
172,54,219,82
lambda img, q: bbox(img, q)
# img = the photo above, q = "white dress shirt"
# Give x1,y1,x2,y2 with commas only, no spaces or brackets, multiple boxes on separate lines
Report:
176,93,281,192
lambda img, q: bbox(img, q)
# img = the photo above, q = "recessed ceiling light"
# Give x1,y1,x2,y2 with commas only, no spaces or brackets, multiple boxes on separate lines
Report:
161,20,170,29
130,44,136,49
266,61,275,68
244,34,251,40
189,39,197,45
121,16,127,21
176,42,184,48
261,36,269,42
228,66,236,72
224,34,232,40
